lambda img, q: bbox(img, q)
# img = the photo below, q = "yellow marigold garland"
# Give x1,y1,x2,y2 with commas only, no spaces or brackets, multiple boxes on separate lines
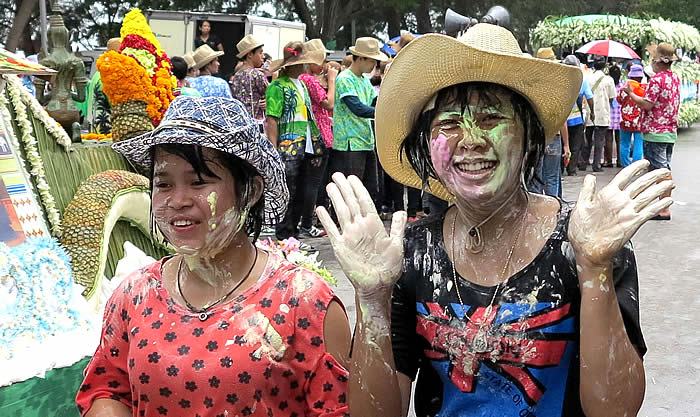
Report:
120,9,164,54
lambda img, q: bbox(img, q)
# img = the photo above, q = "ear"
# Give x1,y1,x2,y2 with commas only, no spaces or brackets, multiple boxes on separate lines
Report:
248,176,265,208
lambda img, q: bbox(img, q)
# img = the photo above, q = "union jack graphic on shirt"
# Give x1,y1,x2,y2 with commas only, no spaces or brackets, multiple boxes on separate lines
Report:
416,301,577,416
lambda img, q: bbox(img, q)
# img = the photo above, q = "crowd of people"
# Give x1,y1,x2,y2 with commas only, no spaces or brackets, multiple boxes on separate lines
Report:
75,19,680,417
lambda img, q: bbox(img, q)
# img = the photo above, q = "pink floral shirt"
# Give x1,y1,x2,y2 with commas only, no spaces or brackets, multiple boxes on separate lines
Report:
640,69,680,134
299,74,333,148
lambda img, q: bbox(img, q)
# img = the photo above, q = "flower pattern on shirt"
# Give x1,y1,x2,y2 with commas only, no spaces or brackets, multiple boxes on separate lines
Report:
230,68,268,122
190,75,233,99
299,73,333,149
76,253,349,417
640,69,680,134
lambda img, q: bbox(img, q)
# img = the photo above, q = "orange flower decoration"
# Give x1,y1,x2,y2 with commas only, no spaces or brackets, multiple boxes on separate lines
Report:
97,51,153,106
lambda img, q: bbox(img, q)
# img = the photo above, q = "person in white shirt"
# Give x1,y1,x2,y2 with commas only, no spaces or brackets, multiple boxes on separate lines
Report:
581,58,616,172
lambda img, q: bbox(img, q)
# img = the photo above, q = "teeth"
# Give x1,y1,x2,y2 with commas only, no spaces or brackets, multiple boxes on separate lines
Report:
173,220,193,226
456,161,496,172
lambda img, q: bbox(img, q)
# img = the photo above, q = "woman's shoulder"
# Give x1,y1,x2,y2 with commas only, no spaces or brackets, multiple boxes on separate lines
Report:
263,252,340,309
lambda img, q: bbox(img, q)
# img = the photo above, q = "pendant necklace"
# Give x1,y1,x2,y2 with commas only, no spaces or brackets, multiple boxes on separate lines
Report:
176,247,259,321
450,201,528,354
463,189,519,254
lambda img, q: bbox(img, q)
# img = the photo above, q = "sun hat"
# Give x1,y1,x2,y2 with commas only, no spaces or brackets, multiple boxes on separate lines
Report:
304,38,332,54
112,96,289,225
375,23,582,201
183,52,197,70
192,44,224,69
236,34,264,59
650,42,678,64
268,42,325,73
628,64,645,78
536,47,556,60
349,37,389,62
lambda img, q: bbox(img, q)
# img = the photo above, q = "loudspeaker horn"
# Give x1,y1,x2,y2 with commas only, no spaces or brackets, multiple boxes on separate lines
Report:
445,8,478,37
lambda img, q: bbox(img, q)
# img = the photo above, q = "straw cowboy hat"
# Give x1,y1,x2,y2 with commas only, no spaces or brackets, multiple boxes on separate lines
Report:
268,42,325,73
183,52,197,70
375,23,582,201
236,34,264,59
304,38,332,54
192,44,224,69
536,47,557,60
112,96,289,226
349,37,389,61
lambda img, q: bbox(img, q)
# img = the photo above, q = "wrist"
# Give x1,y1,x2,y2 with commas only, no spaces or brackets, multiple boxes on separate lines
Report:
575,255,611,271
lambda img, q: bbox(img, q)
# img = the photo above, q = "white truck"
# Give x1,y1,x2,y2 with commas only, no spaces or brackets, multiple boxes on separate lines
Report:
146,10,306,75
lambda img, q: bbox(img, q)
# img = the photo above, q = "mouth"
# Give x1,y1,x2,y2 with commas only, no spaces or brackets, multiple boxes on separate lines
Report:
169,217,202,233
454,160,498,176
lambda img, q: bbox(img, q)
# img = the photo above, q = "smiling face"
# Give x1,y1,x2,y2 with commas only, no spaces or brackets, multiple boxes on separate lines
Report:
428,88,525,204
151,147,238,251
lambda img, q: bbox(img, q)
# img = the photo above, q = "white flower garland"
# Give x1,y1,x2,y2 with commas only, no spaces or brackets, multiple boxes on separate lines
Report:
3,76,63,235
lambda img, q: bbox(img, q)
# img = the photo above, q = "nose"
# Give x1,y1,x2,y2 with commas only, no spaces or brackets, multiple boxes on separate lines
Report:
457,126,489,151
167,187,194,210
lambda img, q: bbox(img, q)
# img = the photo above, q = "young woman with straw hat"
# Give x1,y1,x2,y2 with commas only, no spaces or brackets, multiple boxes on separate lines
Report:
318,23,673,417
77,96,351,417
189,44,232,98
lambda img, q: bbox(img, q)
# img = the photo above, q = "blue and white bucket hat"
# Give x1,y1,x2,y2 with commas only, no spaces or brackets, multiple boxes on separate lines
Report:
112,96,288,225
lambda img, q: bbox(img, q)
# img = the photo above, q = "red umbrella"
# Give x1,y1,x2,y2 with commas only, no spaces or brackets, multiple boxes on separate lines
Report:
576,40,640,59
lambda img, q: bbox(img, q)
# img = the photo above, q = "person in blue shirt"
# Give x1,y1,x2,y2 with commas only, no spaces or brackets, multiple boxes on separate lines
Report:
562,55,595,176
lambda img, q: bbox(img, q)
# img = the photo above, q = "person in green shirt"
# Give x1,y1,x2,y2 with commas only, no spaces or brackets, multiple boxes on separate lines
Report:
265,41,326,240
331,37,388,204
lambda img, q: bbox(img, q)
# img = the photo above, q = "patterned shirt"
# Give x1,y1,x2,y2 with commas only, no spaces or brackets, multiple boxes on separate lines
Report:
190,75,233,99
266,75,323,159
230,67,268,122
333,70,377,152
299,73,333,149
76,252,349,417
641,69,680,136
609,83,622,130
618,84,646,132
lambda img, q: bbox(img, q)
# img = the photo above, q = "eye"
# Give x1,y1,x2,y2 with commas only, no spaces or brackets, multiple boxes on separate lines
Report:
478,113,507,127
154,181,171,190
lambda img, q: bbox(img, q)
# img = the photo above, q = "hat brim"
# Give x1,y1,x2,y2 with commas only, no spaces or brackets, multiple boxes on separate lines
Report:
112,126,288,226
376,33,582,201
268,50,325,73
349,47,389,62
195,51,225,69
236,43,264,59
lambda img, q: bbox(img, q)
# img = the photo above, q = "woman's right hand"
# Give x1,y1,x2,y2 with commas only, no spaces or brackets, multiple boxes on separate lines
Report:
327,66,339,81
316,173,407,298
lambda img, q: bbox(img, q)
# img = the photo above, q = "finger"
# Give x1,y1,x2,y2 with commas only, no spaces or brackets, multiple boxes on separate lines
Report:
316,206,341,241
390,211,408,241
331,172,362,219
327,183,352,229
626,168,671,198
639,197,674,222
633,180,674,212
348,175,378,216
578,174,597,203
609,159,649,190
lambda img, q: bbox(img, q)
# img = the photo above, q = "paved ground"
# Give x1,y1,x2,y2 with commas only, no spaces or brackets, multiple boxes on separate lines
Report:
302,126,700,416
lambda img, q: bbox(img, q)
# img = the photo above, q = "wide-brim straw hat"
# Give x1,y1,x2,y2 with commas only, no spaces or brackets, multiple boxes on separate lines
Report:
183,52,197,70
269,49,325,73
193,44,224,69
349,37,389,62
112,96,289,226
376,23,582,201
536,47,556,60
650,42,678,63
236,34,264,59
304,38,332,54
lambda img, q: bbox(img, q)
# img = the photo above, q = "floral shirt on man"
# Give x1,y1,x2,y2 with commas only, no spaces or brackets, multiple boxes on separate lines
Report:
640,69,680,136
230,67,268,122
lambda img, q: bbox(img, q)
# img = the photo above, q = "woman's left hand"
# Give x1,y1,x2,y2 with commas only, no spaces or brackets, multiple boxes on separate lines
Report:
568,160,673,267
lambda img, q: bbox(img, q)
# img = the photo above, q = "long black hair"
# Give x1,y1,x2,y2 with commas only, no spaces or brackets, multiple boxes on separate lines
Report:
399,82,545,190
149,143,265,242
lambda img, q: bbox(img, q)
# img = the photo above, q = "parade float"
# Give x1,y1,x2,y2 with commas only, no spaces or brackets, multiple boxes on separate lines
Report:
531,14,700,128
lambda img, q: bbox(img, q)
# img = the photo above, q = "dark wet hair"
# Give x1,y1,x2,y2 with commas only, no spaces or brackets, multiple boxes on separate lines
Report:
609,64,621,85
399,82,545,190
593,59,607,71
149,143,264,241
171,56,188,80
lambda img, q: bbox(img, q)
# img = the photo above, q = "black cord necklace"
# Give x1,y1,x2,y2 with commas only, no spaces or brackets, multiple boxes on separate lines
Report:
176,247,259,321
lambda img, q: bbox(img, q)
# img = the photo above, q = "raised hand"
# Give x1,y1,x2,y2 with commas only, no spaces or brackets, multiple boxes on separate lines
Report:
568,160,673,266
316,173,407,296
